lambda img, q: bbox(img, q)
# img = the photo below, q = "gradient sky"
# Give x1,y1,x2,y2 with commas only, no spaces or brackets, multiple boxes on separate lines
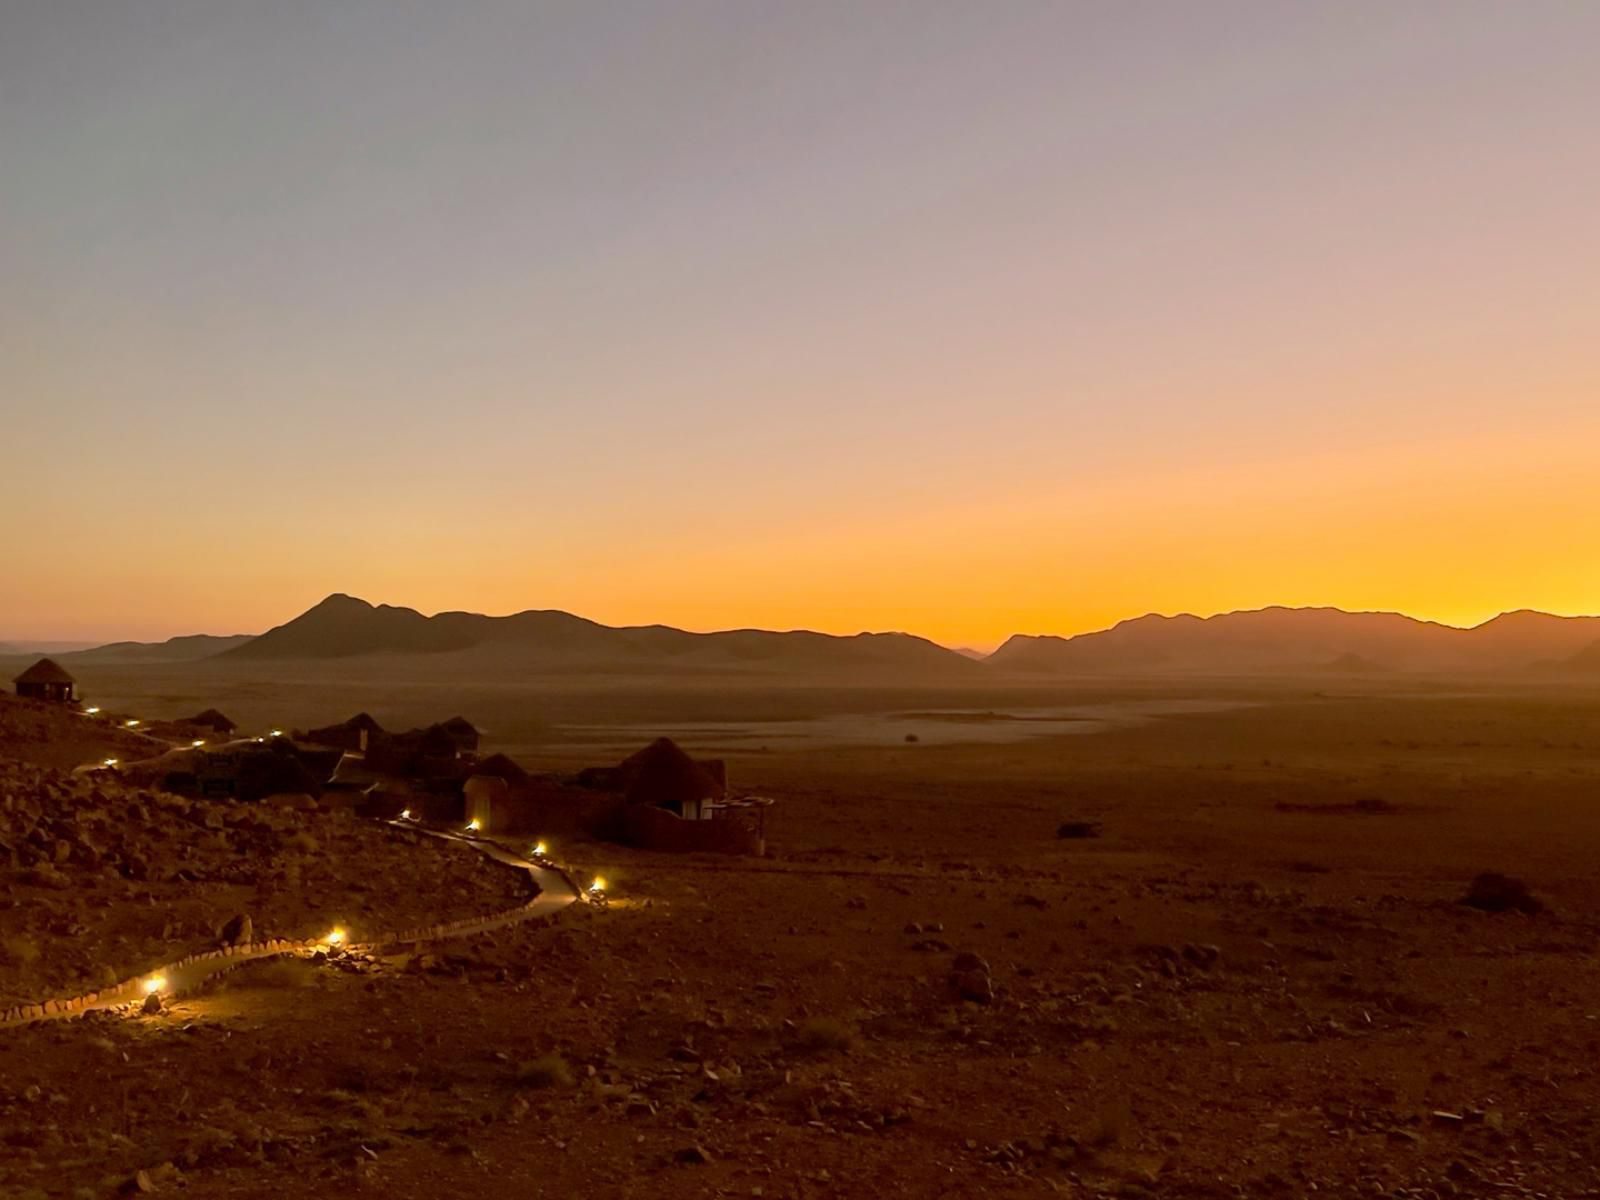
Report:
4,2,1598,648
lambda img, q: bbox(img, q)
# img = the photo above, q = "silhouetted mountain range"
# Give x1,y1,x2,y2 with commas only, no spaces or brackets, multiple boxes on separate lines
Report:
218,594,977,676
11,598,1600,679
989,607,1600,675
64,634,255,663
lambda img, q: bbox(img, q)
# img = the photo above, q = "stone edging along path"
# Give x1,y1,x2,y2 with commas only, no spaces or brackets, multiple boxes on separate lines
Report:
0,824,583,1029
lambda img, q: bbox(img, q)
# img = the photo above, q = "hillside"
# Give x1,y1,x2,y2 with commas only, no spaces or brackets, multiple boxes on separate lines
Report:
1560,638,1600,674
219,594,978,677
63,633,254,663
988,606,1600,676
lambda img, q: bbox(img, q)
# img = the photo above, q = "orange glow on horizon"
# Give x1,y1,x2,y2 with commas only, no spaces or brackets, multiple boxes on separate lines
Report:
5,7,1599,651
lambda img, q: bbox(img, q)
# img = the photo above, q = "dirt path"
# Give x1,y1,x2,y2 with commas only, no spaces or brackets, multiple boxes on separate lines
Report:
1,824,582,1027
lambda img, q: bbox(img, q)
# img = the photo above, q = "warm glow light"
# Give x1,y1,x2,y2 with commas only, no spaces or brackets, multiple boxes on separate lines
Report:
590,877,607,893
86,706,100,714
125,719,139,727
325,928,346,946
532,841,548,857
191,739,206,747
269,729,283,738
143,975,166,995
102,758,118,768
465,818,481,832
400,808,412,820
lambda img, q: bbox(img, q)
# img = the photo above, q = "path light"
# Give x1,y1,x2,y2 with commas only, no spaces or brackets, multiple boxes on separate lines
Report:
102,758,118,768
465,818,481,832
532,841,548,858
324,927,346,947
143,975,167,995
399,808,412,821
191,739,206,747
86,706,100,715
125,719,140,728
269,729,283,738
589,877,607,894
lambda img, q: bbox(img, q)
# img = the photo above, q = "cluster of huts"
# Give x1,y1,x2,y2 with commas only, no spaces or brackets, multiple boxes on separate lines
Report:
10,657,768,854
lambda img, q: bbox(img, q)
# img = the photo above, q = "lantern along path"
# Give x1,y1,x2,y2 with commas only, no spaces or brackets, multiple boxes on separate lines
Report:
0,823,582,1028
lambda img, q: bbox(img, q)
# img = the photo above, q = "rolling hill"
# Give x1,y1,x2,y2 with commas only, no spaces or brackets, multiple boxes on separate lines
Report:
63,634,255,663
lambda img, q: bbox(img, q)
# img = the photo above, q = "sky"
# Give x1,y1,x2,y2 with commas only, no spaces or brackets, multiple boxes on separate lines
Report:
3,1,1598,648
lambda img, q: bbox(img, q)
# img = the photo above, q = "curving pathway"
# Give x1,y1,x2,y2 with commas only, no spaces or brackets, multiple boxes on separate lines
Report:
1,824,582,1028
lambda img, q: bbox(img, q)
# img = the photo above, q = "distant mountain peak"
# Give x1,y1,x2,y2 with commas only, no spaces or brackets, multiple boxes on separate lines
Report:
216,595,977,677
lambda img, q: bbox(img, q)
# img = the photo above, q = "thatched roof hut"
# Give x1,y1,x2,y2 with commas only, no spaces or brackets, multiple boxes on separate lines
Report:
13,658,77,703
440,715,480,751
470,752,529,786
621,738,725,818
185,708,238,735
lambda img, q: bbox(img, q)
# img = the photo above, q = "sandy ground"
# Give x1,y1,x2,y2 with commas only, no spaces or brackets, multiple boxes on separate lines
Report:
3,683,1600,1197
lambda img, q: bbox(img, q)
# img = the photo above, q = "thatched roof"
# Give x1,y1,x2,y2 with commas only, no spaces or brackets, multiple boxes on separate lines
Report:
343,712,385,733
470,753,528,785
622,738,724,811
416,724,459,756
186,707,237,732
14,658,75,685
441,715,479,736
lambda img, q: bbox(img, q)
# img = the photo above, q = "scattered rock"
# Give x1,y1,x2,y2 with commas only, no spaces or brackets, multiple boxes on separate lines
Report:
1461,873,1543,914
949,952,994,1004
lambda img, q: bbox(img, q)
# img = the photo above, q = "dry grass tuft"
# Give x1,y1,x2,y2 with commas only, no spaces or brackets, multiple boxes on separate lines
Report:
514,1053,574,1089
795,1016,855,1055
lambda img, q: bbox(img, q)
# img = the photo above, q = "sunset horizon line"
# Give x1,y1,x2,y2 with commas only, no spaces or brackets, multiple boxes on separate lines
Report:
8,592,1600,658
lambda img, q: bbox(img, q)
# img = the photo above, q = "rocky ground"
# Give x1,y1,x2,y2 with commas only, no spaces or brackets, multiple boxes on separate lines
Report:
3,686,1600,1198
0,696,530,1011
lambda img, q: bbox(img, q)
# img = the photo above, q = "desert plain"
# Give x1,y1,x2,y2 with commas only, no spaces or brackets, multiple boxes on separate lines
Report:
2,665,1598,1200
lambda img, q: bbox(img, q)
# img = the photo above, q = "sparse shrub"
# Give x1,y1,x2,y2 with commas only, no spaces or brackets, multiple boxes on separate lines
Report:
514,1053,573,1089
1089,1094,1134,1146
794,1016,855,1055
1461,872,1543,915
1056,821,1101,839
904,733,920,744
0,935,40,969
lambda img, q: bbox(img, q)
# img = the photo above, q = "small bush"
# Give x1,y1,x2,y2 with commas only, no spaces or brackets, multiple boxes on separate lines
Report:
1089,1094,1134,1146
514,1053,573,1089
1461,872,1543,915
1057,821,1101,839
0,935,40,968
795,1016,855,1055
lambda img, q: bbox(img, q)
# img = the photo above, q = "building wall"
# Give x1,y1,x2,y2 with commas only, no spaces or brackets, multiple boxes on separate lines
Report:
617,804,764,856
16,682,74,703
464,776,507,829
